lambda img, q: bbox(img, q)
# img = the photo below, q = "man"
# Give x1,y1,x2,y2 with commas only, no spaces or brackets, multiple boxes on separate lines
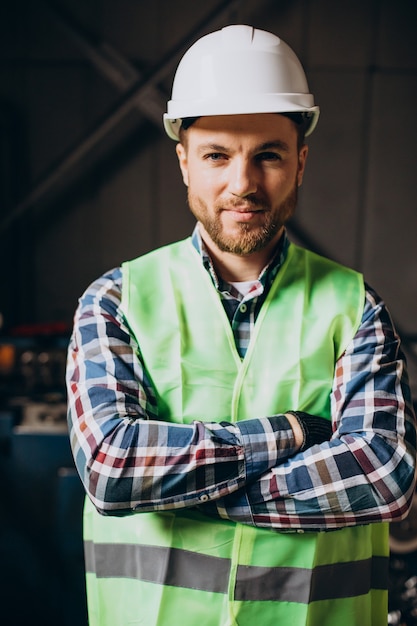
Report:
66,25,416,626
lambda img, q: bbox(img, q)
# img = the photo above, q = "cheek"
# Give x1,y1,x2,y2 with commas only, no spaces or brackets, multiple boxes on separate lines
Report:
270,169,299,196
188,169,221,199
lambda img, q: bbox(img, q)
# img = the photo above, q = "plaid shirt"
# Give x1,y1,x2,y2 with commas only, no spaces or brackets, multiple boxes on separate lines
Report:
66,228,416,530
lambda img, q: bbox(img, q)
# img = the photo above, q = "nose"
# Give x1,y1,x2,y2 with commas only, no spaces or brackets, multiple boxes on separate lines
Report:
228,157,258,198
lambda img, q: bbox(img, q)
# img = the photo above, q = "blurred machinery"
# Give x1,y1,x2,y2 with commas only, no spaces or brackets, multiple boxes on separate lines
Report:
389,490,417,625
0,323,87,626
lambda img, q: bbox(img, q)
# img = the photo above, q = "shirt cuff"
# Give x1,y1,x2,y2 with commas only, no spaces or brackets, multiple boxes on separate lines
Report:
236,415,297,481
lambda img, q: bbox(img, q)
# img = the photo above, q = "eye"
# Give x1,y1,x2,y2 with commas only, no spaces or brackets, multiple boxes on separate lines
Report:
205,152,227,162
255,151,282,162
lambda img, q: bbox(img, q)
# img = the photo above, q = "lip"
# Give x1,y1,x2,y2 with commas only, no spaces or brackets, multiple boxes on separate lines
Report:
223,208,264,221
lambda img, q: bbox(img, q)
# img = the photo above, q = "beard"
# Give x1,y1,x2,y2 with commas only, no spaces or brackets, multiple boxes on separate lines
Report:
187,181,298,255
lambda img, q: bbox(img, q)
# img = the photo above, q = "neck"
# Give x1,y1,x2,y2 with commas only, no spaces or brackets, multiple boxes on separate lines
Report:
199,226,284,282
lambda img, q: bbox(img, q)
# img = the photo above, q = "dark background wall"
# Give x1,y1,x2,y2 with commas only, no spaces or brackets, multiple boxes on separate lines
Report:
0,1,416,625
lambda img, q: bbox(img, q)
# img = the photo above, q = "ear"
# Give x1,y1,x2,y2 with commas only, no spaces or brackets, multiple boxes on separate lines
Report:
297,144,308,187
176,143,189,187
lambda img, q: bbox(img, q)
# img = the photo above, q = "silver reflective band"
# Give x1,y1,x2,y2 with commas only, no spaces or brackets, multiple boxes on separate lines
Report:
85,541,230,594
236,557,388,602
85,541,388,602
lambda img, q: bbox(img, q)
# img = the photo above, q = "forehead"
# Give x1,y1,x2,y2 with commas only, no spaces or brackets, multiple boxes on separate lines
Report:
185,113,298,149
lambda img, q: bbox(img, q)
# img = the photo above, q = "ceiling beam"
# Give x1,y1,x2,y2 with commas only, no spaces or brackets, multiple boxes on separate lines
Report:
45,0,166,125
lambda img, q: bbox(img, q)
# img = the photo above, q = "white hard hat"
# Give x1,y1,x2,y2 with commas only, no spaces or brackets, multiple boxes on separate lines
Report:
164,24,320,140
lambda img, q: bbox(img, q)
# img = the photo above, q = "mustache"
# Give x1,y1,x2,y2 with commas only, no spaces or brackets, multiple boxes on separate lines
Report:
218,195,268,211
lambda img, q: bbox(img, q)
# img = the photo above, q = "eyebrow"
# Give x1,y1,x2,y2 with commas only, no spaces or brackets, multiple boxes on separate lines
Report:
196,143,228,156
196,140,291,155
257,141,291,153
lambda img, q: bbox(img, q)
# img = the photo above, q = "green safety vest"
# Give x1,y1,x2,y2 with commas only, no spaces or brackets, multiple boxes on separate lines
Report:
84,238,389,626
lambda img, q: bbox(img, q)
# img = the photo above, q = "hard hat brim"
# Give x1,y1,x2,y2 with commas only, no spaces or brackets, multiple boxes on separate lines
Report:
163,107,320,141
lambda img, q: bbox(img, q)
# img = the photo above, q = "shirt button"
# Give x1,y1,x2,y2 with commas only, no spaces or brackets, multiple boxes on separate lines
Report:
199,494,209,502
240,304,247,313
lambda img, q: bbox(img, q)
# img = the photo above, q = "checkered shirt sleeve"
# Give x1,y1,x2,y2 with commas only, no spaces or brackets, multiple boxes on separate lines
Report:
66,268,298,514
200,287,417,529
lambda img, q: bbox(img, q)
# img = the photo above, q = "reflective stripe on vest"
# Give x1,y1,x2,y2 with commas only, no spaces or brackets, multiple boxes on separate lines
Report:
84,539,389,602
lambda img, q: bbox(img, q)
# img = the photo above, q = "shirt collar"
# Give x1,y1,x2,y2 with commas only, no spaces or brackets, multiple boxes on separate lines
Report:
190,224,290,292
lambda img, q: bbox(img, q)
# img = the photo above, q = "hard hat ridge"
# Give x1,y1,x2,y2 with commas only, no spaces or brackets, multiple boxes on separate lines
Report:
163,25,320,140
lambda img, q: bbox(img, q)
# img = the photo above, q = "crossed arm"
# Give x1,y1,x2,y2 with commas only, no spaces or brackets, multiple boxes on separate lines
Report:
66,268,416,530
